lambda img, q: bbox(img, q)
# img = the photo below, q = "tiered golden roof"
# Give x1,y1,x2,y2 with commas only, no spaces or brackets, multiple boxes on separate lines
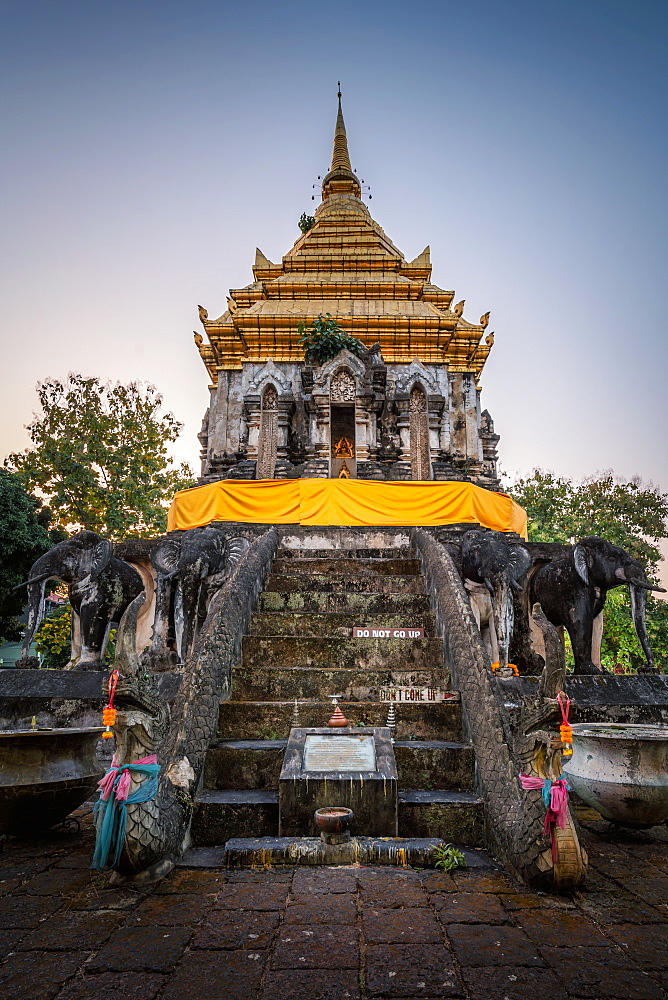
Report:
196,91,493,382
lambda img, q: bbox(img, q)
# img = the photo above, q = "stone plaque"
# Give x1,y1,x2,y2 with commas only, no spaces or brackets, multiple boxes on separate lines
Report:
303,734,376,772
352,626,424,639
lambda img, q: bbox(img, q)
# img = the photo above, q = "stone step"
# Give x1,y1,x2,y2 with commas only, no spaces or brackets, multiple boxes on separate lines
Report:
398,790,485,843
399,790,485,843
202,738,475,791
394,741,475,791
248,611,437,638
276,547,414,560
265,574,426,595
181,841,497,870
271,557,422,577
232,666,447,701
217,700,463,741
191,789,484,846
241,635,443,672
259,591,432,614
192,789,278,845
203,739,287,790
277,528,411,552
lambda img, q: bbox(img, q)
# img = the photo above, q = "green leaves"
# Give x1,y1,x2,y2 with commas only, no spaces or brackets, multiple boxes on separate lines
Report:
0,469,59,642
297,314,365,365
509,469,668,576
433,842,467,871
34,603,72,669
7,374,194,540
298,213,315,234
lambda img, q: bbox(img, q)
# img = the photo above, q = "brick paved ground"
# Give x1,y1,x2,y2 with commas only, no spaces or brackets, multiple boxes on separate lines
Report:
2,805,668,999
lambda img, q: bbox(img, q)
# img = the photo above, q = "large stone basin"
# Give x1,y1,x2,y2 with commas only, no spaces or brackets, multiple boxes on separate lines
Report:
563,723,668,828
0,727,104,834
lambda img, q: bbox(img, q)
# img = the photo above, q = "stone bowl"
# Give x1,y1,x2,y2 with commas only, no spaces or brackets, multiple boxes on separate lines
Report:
563,723,668,828
0,727,104,835
314,806,354,844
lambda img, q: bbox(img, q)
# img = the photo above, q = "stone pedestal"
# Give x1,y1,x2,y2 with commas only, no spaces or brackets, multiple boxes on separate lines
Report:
278,726,398,837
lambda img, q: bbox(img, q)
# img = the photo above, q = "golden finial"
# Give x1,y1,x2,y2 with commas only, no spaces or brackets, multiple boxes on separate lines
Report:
321,87,361,200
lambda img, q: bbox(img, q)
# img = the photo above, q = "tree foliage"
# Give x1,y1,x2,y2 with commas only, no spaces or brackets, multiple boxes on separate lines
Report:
510,469,668,575
600,589,668,672
0,469,62,643
7,375,194,539
298,314,365,365
34,602,117,669
34,602,73,669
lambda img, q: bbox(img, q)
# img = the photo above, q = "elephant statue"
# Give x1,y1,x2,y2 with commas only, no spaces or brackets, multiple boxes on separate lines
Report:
19,531,144,669
150,527,248,662
530,535,666,675
461,529,532,670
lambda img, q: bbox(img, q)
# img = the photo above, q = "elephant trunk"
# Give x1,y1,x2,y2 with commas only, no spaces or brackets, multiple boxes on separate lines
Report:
629,583,654,669
22,579,47,659
492,578,513,669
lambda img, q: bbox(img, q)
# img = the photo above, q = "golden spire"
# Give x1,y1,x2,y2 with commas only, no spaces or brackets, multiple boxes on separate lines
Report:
331,83,352,172
321,84,361,201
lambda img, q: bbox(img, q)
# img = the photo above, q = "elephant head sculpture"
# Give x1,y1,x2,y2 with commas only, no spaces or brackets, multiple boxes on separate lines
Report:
461,529,532,669
150,526,248,662
530,535,665,675
19,530,144,669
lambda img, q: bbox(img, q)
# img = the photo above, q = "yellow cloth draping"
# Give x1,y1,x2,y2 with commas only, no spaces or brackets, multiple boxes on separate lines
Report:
167,479,527,538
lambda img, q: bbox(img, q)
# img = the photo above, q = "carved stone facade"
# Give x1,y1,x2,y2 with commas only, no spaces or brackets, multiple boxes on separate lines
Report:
194,94,501,491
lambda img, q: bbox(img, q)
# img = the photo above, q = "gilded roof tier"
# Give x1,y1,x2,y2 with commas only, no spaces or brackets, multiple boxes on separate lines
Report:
195,94,494,382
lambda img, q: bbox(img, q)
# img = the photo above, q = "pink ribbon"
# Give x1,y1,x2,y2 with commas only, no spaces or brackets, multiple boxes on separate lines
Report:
97,754,158,802
519,773,570,861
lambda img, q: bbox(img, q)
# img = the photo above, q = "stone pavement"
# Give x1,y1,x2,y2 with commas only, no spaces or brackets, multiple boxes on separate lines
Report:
3,807,668,999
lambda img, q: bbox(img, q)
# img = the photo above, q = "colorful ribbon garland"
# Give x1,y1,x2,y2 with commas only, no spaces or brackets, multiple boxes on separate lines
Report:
557,691,573,756
91,754,160,870
101,669,120,739
519,774,571,861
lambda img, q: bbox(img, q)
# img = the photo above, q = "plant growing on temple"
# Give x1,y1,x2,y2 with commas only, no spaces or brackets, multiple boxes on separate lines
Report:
298,212,315,234
0,469,63,643
297,314,365,365
7,375,195,539
433,842,467,871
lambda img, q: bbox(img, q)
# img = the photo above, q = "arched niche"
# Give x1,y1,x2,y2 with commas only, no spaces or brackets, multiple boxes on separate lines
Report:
330,368,356,478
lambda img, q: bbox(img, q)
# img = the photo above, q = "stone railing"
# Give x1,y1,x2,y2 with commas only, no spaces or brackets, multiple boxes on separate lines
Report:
112,527,279,880
412,528,586,890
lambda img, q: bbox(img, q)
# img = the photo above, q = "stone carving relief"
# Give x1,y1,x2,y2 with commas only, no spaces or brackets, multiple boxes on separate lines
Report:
394,358,438,396
256,385,278,479
330,370,356,402
410,385,431,481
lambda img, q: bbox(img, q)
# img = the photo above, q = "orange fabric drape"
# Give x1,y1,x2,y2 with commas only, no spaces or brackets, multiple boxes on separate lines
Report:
167,479,527,538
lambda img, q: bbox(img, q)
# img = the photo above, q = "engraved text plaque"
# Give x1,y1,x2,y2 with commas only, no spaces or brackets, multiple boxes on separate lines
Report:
303,734,376,773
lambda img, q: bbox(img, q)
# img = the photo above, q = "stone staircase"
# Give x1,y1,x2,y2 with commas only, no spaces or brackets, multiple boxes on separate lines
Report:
189,532,484,857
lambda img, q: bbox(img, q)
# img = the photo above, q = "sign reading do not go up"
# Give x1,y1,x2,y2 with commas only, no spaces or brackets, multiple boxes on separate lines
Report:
352,626,425,639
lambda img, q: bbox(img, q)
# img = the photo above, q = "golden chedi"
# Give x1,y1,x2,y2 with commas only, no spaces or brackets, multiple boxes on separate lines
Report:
194,90,500,487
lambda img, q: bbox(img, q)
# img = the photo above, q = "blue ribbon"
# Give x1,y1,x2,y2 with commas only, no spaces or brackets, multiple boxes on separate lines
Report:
541,777,570,808
91,762,160,870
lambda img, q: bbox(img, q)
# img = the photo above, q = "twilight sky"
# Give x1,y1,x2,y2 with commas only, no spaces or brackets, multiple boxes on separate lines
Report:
1,0,666,559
